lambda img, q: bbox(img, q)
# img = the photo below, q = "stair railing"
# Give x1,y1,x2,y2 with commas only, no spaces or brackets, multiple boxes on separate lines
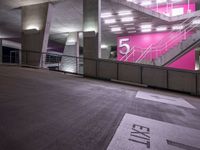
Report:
136,14,200,63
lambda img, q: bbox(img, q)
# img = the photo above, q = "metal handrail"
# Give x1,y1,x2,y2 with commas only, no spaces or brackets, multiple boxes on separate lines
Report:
138,23,199,62
136,16,200,63
151,16,200,50
120,15,200,62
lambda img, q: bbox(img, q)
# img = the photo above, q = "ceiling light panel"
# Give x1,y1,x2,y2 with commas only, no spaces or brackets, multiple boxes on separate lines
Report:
156,0,167,4
101,45,108,49
118,10,132,16
170,0,183,3
104,19,116,24
140,24,152,29
192,19,200,25
111,27,121,32
121,17,134,22
141,1,152,6
172,25,184,30
101,12,113,18
126,0,138,3
141,28,152,32
156,26,167,31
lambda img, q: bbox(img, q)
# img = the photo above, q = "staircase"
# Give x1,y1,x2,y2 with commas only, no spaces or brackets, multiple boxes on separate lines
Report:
154,30,200,66
135,15,200,66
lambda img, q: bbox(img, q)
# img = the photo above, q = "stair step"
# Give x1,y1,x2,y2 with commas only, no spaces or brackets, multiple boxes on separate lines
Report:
154,30,200,66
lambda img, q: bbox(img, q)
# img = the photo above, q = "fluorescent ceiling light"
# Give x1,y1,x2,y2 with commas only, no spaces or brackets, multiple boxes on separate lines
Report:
192,19,200,25
127,0,138,3
101,45,108,49
172,8,184,16
101,12,112,18
111,27,121,32
171,0,182,3
141,1,152,6
104,19,116,24
156,26,167,31
26,25,39,30
141,28,152,32
172,25,184,30
156,0,167,4
126,27,135,30
118,10,132,16
121,17,134,22
140,24,152,29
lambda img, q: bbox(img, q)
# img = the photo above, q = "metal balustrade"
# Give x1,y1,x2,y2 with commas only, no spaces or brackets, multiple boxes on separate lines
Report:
1,50,200,96
120,14,200,65
0,50,84,75
136,15,200,64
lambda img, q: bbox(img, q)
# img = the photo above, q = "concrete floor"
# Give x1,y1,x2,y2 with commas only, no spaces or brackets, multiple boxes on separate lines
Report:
0,65,200,150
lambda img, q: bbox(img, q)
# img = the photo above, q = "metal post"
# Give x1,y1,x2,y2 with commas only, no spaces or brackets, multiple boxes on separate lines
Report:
76,56,78,74
187,0,190,13
184,30,186,40
156,0,158,12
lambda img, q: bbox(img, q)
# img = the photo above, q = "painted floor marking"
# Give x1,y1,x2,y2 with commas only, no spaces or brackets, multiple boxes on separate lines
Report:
107,114,200,150
136,91,195,109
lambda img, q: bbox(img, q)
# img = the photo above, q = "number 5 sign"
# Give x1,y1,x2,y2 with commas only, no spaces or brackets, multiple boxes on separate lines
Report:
119,38,131,55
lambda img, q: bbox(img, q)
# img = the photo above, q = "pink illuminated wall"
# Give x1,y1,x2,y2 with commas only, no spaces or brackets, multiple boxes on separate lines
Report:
117,32,192,61
167,50,195,70
117,32,195,70
117,3,196,70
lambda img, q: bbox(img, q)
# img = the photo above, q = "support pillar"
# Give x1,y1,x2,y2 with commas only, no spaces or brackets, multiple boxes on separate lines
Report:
83,0,101,77
60,32,79,73
21,2,53,67
0,39,2,64
195,47,200,71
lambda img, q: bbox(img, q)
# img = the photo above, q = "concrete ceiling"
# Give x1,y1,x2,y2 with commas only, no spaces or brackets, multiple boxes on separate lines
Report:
0,0,199,47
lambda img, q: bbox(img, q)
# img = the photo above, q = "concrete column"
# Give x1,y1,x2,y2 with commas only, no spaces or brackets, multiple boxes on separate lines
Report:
60,32,79,73
83,0,101,59
0,39,2,63
83,0,101,76
21,2,53,67
195,47,200,71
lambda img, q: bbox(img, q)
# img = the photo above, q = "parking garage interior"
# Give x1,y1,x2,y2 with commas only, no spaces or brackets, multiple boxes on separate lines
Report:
0,0,200,150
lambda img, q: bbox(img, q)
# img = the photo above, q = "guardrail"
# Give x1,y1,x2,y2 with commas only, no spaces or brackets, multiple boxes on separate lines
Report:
1,50,199,96
84,58,200,96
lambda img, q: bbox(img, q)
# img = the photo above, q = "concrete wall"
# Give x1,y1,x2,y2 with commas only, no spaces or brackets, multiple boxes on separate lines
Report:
118,63,141,83
84,59,97,77
168,70,197,94
97,60,117,80
142,67,167,88
197,73,200,96
84,59,199,96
